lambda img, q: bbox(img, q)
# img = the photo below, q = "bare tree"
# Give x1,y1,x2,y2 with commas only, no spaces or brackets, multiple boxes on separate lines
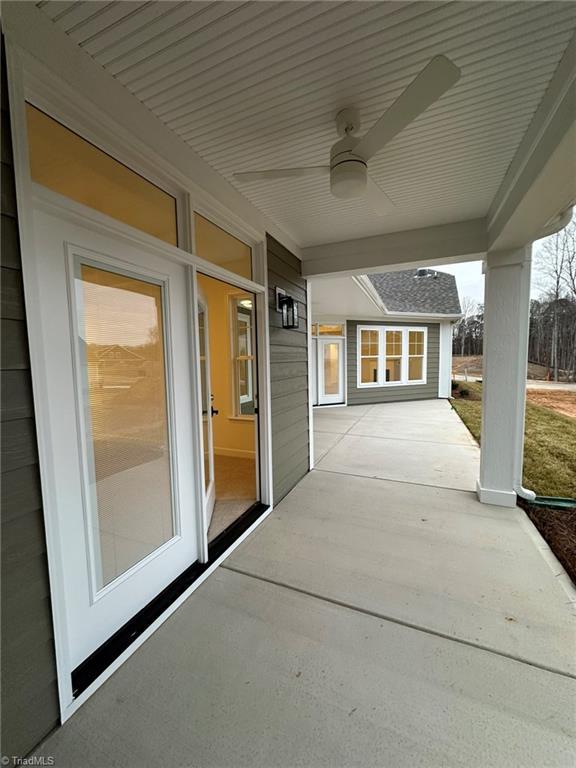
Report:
532,215,576,381
453,296,477,355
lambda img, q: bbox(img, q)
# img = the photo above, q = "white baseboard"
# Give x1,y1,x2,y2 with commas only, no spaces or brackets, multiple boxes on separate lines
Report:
214,447,256,459
476,480,517,507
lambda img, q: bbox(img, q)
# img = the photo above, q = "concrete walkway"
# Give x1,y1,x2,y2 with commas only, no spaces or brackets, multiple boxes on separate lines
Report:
314,400,479,492
454,374,576,391
35,402,576,767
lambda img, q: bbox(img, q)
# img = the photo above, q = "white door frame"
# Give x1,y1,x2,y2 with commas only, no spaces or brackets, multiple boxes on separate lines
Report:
6,44,274,721
317,337,346,405
195,286,216,533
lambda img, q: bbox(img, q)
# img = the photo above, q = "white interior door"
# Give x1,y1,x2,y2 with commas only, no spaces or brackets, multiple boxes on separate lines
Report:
317,337,345,405
196,288,216,528
33,208,201,675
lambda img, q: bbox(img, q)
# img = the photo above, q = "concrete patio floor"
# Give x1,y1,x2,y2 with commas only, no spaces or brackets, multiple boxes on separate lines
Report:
35,402,575,767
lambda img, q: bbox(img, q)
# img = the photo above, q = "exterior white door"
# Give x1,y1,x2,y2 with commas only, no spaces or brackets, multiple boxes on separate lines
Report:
317,337,345,405
196,288,216,528
33,209,201,675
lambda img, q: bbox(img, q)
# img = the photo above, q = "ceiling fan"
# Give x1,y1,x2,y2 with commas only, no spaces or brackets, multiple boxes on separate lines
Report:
233,55,461,216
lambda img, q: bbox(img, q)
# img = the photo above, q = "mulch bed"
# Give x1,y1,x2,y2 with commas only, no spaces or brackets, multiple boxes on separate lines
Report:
518,499,576,586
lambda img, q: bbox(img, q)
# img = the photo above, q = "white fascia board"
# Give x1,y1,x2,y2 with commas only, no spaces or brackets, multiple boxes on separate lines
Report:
301,218,487,277
352,275,389,313
488,34,576,250
1,1,302,259
384,311,463,321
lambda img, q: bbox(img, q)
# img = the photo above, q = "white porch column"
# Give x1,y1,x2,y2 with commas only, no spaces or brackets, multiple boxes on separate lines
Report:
477,245,533,507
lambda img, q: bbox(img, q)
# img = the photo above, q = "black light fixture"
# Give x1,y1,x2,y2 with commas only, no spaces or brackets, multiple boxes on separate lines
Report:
276,287,299,329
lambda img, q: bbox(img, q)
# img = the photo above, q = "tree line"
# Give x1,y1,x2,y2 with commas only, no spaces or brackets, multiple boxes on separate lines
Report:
453,217,576,381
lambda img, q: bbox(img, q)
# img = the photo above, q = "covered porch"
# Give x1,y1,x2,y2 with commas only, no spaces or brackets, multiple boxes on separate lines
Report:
2,1,576,761
34,402,574,766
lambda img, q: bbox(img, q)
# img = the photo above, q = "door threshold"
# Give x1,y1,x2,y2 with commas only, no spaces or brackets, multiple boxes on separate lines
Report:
71,502,269,700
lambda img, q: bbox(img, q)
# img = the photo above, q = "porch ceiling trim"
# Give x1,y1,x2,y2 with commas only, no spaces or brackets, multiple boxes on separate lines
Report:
487,32,576,250
301,218,487,278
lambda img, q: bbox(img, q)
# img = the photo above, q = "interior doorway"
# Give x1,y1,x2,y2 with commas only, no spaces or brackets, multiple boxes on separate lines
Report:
196,273,259,542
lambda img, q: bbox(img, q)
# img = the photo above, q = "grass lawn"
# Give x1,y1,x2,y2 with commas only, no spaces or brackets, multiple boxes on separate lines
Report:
451,381,576,498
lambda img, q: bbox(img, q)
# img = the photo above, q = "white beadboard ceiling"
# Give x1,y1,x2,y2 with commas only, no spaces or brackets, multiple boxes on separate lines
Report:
36,0,576,247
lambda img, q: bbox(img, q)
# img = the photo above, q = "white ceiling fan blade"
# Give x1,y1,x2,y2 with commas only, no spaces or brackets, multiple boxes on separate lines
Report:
355,55,461,162
366,176,395,217
233,166,329,182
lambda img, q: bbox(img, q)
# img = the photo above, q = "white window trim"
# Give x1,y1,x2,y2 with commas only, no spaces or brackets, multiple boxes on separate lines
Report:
234,305,254,411
356,325,428,388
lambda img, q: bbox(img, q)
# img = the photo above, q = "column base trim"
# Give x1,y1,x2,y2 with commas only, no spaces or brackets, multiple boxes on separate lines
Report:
476,480,517,508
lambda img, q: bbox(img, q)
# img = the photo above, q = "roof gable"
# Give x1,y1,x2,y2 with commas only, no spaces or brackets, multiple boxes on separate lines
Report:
367,269,461,315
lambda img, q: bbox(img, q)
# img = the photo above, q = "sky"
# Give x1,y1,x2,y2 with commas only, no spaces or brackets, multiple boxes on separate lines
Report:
435,254,547,309
434,261,485,306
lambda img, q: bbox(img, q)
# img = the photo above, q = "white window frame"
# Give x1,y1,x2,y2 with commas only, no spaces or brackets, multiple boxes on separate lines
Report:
357,326,382,388
356,325,428,388
229,297,255,416
407,328,427,384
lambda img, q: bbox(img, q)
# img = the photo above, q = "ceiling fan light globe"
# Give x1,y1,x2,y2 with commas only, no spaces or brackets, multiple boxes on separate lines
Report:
330,160,367,199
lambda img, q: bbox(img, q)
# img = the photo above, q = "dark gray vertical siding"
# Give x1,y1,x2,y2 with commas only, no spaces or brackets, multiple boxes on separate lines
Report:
1,41,60,757
267,235,309,502
346,320,440,404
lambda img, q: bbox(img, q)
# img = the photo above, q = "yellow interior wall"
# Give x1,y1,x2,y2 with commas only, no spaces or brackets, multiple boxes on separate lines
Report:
194,213,252,279
26,104,178,246
197,273,255,458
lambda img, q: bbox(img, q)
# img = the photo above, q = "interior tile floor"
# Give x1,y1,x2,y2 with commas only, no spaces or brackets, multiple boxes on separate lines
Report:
208,454,256,542
35,401,575,767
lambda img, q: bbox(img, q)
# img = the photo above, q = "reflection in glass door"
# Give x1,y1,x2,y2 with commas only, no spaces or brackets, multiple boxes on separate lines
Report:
317,338,344,405
76,265,176,589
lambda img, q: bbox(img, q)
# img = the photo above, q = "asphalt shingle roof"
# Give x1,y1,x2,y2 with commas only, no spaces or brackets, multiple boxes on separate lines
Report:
367,269,462,315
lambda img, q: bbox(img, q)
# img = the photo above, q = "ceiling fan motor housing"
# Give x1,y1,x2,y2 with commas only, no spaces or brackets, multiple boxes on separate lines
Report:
330,135,367,199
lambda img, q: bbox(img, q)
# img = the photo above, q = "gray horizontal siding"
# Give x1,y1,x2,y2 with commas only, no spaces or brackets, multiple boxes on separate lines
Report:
267,235,309,503
1,40,60,758
346,320,440,405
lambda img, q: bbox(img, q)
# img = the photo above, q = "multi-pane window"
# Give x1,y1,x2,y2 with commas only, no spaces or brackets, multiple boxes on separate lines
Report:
357,326,427,387
359,329,380,384
408,330,425,381
232,296,255,416
385,330,402,382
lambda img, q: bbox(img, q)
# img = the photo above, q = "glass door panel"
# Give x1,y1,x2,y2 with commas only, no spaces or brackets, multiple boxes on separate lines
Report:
76,265,174,589
318,338,344,405
323,343,340,395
